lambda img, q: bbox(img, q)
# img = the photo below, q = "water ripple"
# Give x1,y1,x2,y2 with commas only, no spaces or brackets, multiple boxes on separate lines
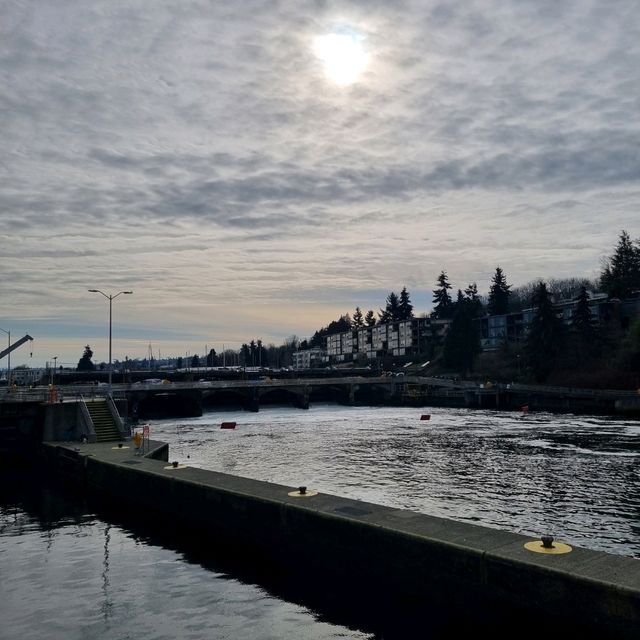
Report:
152,405,640,558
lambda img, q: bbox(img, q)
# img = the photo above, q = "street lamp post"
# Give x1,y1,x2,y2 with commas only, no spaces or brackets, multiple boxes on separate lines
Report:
51,356,58,385
0,327,10,387
88,290,133,388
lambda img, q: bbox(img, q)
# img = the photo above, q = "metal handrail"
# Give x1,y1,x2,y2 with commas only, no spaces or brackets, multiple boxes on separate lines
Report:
78,395,96,442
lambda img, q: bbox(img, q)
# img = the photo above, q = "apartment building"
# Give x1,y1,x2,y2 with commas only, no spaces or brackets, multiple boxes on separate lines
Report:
324,317,441,363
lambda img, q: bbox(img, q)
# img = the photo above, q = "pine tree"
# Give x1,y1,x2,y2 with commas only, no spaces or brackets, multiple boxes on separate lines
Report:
571,287,597,341
365,310,376,326
569,286,599,364
464,282,484,317
352,307,364,328
206,348,218,367
487,267,511,315
525,282,565,382
77,345,95,371
600,230,640,299
432,271,453,318
398,287,414,321
443,296,481,373
379,292,400,323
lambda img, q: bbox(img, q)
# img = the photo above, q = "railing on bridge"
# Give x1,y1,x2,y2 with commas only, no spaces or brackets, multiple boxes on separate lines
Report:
1,376,637,404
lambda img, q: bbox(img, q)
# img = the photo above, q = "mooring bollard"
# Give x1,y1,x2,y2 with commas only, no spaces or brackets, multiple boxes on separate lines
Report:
541,535,554,549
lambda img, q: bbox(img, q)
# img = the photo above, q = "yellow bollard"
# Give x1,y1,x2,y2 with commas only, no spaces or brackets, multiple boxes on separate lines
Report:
133,431,142,449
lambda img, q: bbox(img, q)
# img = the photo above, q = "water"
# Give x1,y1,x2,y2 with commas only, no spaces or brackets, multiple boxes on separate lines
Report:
0,474,373,640
1,405,639,639
149,404,640,558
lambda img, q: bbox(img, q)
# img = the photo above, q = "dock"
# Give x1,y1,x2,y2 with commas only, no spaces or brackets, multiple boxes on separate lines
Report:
41,438,640,638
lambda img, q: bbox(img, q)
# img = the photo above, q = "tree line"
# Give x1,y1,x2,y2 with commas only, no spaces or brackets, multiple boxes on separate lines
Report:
76,231,640,382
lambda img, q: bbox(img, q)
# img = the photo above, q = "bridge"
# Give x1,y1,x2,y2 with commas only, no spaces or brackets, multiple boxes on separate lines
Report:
0,376,408,416
2,375,638,418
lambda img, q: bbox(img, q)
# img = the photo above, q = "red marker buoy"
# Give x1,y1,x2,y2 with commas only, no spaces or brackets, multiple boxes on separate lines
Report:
420,414,431,421
221,421,236,429
521,405,529,414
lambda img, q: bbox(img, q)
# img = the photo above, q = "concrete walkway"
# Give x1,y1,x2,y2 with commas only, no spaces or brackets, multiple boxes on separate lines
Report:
44,439,640,638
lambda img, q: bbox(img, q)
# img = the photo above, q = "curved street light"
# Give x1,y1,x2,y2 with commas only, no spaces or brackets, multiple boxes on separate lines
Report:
88,290,133,387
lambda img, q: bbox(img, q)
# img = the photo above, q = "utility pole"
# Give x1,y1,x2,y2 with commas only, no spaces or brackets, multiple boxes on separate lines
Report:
88,290,133,388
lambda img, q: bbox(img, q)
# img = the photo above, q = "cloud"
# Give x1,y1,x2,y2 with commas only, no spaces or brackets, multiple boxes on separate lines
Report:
1,0,639,365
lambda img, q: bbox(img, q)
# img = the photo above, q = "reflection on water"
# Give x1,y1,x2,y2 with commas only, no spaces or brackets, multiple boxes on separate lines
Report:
0,471,373,640
2,405,638,639
151,405,640,558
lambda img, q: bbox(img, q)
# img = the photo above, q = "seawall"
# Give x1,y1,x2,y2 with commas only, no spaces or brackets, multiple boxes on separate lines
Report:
41,440,639,637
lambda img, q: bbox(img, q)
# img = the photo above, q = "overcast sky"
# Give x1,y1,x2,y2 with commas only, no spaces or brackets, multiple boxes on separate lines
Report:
2,0,639,368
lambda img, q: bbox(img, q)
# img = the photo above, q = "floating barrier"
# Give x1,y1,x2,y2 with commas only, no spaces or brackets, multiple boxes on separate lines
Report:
420,414,431,421
221,422,237,429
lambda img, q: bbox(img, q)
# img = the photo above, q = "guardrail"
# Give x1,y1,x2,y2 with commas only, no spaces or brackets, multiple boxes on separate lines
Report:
1,376,637,403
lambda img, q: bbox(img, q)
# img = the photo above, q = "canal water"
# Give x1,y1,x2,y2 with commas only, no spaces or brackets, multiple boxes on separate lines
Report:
151,404,640,559
1,405,639,639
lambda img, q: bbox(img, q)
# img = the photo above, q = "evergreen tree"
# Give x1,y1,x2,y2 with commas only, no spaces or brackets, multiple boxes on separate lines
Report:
569,286,599,364
191,354,200,368
487,267,511,315
432,271,453,318
352,307,364,328
571,287,597,341
398,286,414,320
206,348,218,367
379,292,401,323
308,314,352,348
365,310,376,326
240,343,251,366
600,230,640,298
77,345,95,371
525,282,565,382
464,282,484,317
328,314,351,333
443,297,481,373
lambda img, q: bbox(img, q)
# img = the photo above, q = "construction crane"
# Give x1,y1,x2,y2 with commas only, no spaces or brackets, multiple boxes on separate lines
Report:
0,334,34,361
0,334,33,386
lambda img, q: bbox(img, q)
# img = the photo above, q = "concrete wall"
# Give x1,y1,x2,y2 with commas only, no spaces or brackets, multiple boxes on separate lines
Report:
41,442,639,638
42,403,83,441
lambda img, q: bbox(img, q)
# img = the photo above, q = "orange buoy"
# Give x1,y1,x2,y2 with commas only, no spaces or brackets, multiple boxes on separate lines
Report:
221,422,236,429
420,414,431,421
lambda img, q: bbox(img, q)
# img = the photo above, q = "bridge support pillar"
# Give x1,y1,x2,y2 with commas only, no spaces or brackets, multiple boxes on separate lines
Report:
247,388,260,412
294,387,310,410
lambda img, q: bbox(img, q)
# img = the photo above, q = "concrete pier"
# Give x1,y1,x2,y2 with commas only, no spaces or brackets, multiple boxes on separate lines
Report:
41,440,639,638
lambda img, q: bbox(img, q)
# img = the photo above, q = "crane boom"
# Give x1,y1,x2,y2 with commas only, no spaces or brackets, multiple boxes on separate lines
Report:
0,334,33,360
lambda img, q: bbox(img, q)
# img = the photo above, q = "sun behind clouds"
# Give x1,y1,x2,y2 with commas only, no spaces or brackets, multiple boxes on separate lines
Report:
313,31,369,86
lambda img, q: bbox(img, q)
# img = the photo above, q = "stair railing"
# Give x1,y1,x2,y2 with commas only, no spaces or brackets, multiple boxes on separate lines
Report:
106,394,128,439
79,395,97,443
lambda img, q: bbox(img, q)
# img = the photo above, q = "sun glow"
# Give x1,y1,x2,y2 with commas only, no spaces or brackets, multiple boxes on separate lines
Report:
313,32,369,86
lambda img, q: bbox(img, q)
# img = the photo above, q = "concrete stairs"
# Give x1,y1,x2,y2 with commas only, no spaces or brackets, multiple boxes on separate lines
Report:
86,399,121,442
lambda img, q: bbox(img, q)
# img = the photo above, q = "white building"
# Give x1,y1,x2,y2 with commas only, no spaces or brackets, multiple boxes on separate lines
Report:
292,348,325,370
